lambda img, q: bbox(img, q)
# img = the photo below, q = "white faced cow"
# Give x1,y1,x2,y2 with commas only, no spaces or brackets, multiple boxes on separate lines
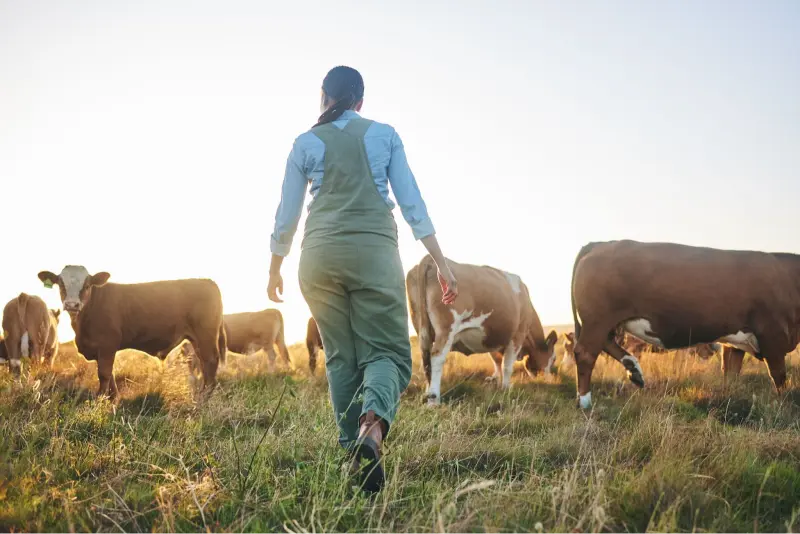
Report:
38,265,227,400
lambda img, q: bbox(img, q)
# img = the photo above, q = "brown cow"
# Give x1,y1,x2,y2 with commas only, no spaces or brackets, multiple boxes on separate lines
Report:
222,309,291,369
306,316,323,375
1,293,60,374
38,265,227,399
406,255,558,405
569,240,800,409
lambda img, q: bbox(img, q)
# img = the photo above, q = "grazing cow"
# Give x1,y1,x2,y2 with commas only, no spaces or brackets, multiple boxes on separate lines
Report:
38,266,227,399
306,316,323,374
1,293,60,374
222,309,291,369
569,240,800,409
406,255,558,405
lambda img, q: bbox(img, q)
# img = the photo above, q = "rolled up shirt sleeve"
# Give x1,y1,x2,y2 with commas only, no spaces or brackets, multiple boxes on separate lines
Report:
270,139,309,257
387,129,436,240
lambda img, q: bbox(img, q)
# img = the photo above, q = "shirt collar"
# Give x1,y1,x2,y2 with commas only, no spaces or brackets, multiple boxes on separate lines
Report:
336,109,361,121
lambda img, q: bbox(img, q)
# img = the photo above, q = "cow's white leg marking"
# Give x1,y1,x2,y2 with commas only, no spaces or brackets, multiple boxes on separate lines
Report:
621,354,645,386
578,391,592,409
545,348,557,378
623,319,665,347
426,343,451,405
427,309,492,405
485,353,501,382
20,332,29,359
719,331,760,354
501,342,521,389
503,271,522,294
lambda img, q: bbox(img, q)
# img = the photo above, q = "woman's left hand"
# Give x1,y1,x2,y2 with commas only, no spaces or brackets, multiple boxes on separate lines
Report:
267,273,284,303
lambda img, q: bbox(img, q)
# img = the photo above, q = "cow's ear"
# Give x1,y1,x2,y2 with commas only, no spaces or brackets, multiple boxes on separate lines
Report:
546,330,558,348
565,332,575,342
38,271,59,289
52,309,60,321
90,272,111,287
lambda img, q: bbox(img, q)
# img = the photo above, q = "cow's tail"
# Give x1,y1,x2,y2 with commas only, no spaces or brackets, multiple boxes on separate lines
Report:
217,321,227,365
275,312,291,365
17,293,30,359
570,243,597,341
417,255,436,351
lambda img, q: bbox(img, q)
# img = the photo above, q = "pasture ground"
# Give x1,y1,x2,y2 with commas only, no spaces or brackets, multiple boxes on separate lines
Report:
1,336,799,532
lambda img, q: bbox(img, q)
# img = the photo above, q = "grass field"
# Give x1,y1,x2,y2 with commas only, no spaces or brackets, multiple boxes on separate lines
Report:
1,335,799,533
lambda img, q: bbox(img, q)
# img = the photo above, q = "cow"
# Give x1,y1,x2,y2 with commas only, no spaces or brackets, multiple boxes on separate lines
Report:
221,309,291,369
306,316,323,375
569,240,800,409
38,266,227,400
406,255,559,406
1,293,60,374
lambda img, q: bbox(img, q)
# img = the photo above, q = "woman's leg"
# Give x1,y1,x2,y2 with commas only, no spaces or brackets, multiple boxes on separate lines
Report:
299,250,363,449
347,245,413,436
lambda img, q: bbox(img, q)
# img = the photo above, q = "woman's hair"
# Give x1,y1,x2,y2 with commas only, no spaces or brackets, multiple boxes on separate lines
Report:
314,66,365,127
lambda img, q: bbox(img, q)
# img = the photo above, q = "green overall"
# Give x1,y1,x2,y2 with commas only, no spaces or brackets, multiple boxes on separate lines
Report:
299,118,413,449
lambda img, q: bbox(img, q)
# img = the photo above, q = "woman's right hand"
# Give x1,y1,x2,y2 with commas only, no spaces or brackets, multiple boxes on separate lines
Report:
437,268,458,305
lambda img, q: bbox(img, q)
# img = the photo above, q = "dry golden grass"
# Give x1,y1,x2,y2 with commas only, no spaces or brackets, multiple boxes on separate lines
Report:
1,333,799,532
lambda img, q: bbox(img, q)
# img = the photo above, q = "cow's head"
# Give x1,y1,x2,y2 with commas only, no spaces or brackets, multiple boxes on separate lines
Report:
526,330,559,376
38,266,111,314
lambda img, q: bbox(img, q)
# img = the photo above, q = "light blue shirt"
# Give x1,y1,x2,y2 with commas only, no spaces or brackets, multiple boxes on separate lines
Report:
270,110,436,257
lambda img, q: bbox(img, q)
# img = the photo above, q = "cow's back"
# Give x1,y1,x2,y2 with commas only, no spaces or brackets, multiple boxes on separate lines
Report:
422,258,526,348
83,278,223,352
3,294,49,341
573,240,794,345
223,309,282,353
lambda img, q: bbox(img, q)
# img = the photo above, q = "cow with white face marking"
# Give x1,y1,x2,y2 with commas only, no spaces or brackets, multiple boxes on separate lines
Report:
38,265,227,399
1,293,59,374
569,240,800,409
406,255,558,406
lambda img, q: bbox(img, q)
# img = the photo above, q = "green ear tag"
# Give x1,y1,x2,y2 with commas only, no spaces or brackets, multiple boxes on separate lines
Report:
43,279,53,289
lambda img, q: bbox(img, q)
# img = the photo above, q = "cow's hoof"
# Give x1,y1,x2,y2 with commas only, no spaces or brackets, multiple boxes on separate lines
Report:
627,372,645,388
577,392,592,410
484,375,499,383
424,393,440,407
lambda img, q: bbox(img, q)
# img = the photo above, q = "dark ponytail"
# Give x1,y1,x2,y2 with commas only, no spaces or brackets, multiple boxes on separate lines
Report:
314,66,365,128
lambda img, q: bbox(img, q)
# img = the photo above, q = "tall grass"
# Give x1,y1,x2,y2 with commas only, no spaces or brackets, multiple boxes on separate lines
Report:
1,338,798,532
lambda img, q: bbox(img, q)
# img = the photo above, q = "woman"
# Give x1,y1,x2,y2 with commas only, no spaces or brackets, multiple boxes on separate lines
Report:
267,65,457,493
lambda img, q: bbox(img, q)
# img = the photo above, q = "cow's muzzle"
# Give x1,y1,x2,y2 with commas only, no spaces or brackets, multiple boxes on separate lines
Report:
64,302,81,313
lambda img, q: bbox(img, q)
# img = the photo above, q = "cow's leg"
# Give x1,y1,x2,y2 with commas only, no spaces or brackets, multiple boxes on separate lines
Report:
96,350,118,400
485,352,502,383
500,342,522,389
763,353,788,393
264,345,278,372
194,334,221,397
4,333,23,376
426,336,453,406
721,346,745,385
602,339,645,388
573,328,606,409
307,341,319,375
185,343,202,392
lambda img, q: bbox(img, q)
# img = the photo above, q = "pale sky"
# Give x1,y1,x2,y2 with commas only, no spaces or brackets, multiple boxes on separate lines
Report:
1,0,799,345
